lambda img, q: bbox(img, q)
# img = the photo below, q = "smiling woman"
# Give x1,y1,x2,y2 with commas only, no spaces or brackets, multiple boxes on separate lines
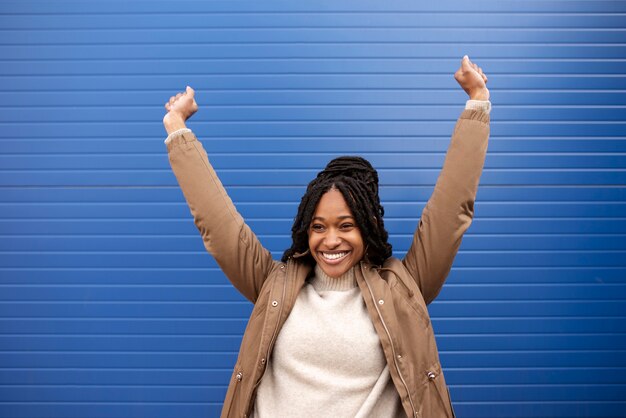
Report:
283,154,390,276
163,56,491,418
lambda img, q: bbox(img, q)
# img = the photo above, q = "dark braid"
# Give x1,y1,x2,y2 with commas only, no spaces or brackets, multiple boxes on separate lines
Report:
282,156,392,266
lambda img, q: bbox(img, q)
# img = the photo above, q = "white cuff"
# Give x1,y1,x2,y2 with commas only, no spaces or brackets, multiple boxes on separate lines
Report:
164,128,192,144
465,100,491,114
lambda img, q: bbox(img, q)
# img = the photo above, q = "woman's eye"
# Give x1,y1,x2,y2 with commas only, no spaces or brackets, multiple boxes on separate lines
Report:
311,224,325,232
340,223,354,230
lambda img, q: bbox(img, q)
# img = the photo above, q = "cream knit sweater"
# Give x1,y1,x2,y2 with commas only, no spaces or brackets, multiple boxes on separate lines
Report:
252,265,406,418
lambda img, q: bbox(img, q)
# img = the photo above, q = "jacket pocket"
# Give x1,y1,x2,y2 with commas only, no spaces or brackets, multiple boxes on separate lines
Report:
391,279,431,329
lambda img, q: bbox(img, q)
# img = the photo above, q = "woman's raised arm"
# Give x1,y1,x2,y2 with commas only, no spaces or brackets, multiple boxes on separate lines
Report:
402,56,491,304
164,87,277,303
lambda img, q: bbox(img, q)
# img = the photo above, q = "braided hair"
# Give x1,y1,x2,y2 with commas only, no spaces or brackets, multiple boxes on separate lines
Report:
282,156,392,266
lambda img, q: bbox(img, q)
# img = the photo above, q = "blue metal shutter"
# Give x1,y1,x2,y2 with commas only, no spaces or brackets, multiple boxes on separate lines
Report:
0,1,624,417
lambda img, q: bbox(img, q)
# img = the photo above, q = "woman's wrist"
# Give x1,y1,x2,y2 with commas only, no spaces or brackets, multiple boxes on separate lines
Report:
469,88,490,101
163,112,188,135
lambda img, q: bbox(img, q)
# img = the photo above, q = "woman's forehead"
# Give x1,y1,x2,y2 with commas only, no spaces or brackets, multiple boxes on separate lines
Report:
312,189,355,219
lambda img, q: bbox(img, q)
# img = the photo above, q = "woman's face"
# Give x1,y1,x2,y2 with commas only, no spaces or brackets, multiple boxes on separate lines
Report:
308,188,365,278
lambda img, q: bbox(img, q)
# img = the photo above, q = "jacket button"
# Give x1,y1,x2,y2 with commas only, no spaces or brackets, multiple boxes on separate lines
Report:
397,354,402,359
378,299,384,305
271,300,278,307
236,372,243,381
260,358,266,365
280,265,285,270
427,371,436,381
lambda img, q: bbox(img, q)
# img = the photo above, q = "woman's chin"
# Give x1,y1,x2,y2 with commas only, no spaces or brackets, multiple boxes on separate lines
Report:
317,258,356,278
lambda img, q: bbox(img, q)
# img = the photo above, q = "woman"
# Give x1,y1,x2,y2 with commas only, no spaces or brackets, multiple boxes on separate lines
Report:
163,56,490,418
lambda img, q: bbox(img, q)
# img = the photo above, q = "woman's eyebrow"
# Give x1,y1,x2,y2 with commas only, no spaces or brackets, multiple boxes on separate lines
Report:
311,215,354,222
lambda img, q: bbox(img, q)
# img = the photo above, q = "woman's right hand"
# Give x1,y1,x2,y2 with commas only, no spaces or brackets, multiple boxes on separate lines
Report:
163,86,199,134
454,56,490,101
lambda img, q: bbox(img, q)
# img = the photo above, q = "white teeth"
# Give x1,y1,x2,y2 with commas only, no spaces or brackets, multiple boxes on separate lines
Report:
322,252,348,260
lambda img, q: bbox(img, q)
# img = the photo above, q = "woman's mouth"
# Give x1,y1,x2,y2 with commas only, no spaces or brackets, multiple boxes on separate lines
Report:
320,251,350,263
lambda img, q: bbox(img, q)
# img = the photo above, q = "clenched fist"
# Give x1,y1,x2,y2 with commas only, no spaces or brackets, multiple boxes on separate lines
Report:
454,56,490,101
163,86,199,135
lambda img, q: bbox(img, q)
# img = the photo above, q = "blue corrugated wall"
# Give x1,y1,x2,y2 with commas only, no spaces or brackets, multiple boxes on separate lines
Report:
1,1,625,417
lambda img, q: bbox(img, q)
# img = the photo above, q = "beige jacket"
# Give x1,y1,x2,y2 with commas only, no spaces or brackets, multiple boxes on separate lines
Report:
167,109,490,418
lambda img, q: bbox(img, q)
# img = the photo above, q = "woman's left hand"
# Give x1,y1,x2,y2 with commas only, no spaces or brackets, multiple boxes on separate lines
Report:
454,56,490,101
163,86,199,135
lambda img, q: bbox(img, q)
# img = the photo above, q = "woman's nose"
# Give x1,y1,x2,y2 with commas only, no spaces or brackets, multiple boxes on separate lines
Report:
324,230,341,247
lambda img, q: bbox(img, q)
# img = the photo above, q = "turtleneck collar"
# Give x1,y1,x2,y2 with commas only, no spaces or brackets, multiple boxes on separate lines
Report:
311,264,357,292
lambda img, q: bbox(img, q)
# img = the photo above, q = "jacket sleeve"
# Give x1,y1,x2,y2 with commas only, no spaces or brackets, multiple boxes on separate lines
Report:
167,131,276,303
402,109,490,305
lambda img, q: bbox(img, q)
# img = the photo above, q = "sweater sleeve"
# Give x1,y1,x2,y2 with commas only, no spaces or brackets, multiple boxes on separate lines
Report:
167,132,277,303
402,108,490,305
